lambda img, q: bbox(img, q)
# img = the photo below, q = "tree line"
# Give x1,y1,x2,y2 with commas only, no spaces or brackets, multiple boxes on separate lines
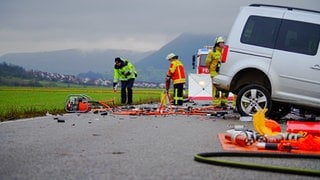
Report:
0,62,43,86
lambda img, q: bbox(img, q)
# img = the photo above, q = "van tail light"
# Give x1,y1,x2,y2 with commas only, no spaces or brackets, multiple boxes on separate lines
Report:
221,45,229,63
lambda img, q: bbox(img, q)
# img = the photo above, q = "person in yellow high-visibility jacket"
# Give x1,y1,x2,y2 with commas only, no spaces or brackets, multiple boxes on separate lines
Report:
113,57,137,105
205,36,229,108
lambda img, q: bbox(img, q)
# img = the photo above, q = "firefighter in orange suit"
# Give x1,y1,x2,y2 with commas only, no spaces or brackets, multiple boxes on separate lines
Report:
205,36,229,107
165,53,186,106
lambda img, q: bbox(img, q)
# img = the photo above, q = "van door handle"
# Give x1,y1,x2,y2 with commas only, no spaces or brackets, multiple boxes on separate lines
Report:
311,64,320,70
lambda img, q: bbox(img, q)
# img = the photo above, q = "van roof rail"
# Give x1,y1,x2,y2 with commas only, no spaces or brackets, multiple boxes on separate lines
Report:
249,4,320,14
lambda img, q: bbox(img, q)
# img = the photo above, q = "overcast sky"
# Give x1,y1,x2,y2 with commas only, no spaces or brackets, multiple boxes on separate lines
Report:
0,0,319,55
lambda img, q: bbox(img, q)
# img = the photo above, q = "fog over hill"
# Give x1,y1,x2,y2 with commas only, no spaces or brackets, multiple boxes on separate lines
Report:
0,33,218,82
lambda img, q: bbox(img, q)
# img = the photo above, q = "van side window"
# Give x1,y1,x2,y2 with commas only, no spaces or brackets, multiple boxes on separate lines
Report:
275,20,320,56
241,16,281,48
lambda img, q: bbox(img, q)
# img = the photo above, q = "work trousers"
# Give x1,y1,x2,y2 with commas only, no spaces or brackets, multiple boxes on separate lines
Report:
211,74,228,107
121,78,135,104
212,87,229,106
173,83,184,105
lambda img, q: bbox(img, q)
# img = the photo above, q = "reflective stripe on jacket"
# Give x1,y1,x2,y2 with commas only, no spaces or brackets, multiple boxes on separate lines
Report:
114,60,137,83
167,59,186,84
205,47,222,77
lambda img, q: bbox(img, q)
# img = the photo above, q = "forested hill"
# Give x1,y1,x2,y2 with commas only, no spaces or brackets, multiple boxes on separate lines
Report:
0,62,30,78
0,62,83,87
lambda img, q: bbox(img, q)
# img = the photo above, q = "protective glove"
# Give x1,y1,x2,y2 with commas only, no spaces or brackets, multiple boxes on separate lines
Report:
121,71,131,78
125,71,131,76
216,61,221,72
113,82,117,92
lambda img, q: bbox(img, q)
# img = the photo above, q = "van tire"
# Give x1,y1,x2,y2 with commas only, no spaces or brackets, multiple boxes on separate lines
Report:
236,84,271,117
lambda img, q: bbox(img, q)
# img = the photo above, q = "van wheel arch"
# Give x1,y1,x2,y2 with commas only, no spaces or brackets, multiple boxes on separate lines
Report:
230,68,271,95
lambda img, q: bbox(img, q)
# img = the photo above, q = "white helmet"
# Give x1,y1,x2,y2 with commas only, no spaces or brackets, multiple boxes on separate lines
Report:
215,36,225,44
166,53,177,60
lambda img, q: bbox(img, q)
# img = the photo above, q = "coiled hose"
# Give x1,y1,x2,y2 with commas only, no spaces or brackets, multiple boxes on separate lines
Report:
194,151,320,177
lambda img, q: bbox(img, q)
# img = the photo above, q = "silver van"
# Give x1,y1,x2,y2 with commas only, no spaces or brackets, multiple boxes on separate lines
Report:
213,4,320,119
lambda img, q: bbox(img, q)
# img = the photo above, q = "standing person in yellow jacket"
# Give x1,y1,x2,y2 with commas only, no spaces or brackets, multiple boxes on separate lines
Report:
165,53,186,106
113,57,137,105
205,36,229,108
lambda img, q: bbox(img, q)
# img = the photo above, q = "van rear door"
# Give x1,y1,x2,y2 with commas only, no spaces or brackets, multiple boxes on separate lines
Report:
271,11,320,106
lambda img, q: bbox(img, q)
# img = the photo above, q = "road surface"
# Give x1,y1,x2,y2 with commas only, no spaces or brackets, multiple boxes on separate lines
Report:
0,110,319,180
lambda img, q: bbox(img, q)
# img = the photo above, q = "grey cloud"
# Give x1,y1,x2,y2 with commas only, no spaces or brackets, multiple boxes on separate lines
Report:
0,0,319,54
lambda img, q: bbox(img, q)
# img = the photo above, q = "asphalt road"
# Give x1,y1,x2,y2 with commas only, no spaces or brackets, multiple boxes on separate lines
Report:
0,109,319,180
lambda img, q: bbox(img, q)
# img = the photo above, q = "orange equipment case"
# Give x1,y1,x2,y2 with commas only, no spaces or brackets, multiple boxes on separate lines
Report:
286,120,320,136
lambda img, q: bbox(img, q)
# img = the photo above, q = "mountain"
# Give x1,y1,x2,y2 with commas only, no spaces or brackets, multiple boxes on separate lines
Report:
135,33,215,82
0,49,153,75
0,33,218,83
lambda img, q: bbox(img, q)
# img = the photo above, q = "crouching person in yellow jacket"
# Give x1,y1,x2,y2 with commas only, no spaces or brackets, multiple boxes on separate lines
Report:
205,36,229,108
113,57,137,105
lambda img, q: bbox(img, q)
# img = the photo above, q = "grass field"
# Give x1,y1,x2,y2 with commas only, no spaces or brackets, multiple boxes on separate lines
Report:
0,86,163,121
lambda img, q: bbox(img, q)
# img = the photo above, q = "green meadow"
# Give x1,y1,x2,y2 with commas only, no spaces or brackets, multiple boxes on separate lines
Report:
0,86,163,121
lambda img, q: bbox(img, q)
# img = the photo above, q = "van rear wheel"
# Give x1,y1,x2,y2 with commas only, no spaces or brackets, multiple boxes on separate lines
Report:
236,84,271,117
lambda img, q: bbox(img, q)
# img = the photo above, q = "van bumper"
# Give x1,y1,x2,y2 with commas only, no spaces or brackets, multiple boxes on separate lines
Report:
213,75,231,91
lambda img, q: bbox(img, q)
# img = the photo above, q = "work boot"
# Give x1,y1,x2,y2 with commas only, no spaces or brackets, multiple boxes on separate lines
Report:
213,98,221,108
220,102,228,110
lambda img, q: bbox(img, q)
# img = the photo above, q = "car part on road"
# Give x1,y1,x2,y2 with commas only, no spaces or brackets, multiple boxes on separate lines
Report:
64,94,239,118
